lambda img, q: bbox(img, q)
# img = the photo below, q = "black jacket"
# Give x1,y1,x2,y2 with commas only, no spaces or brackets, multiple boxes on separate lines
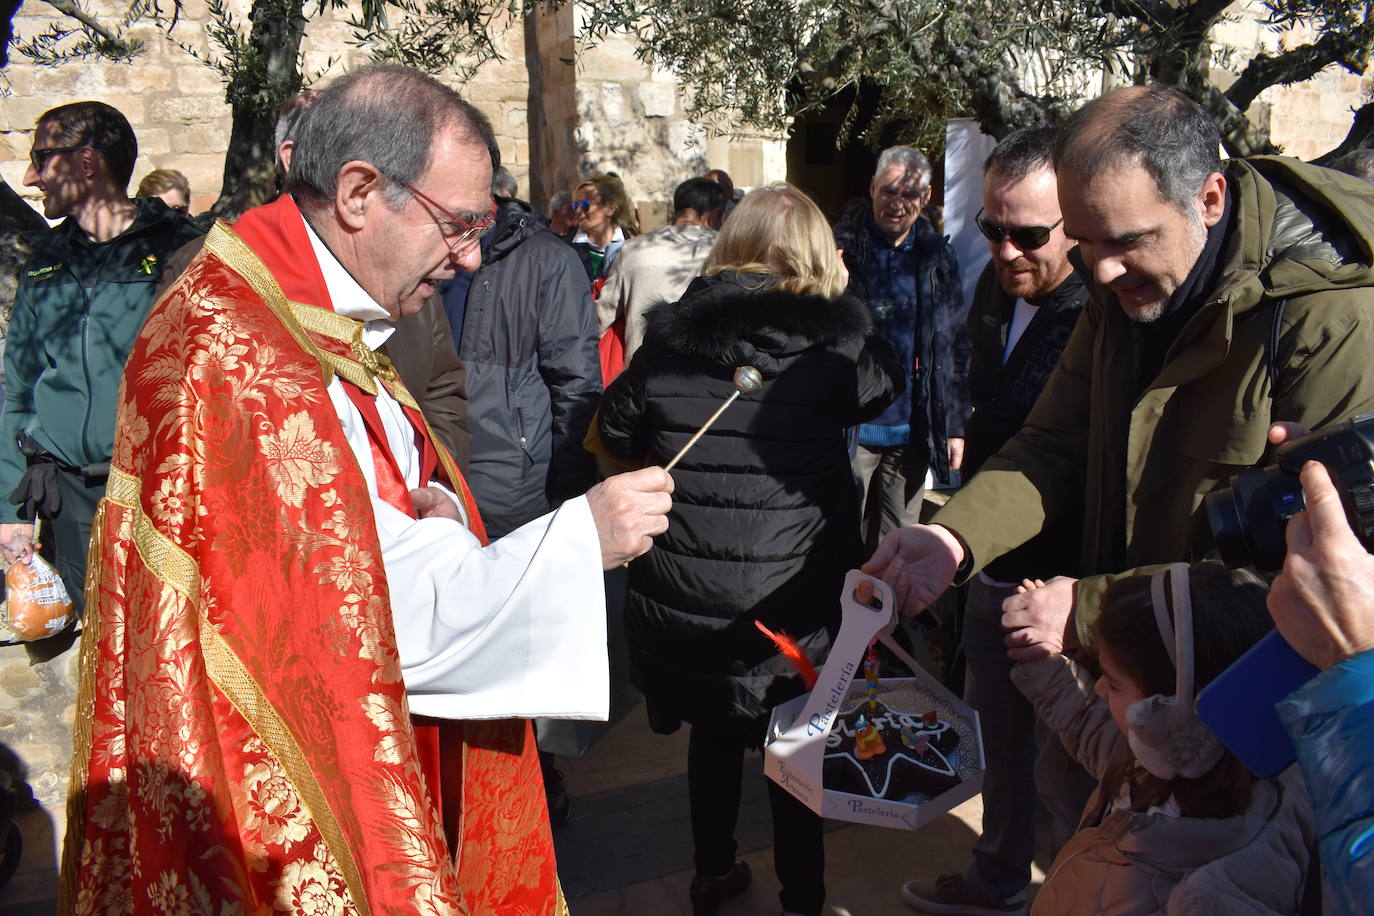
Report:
598,272,903,735
834,201,968,482
457,199,601,538
963,262,1087,581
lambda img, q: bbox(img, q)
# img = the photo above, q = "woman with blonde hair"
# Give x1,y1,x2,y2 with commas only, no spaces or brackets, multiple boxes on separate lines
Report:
570,172,639,282
597,182,902,916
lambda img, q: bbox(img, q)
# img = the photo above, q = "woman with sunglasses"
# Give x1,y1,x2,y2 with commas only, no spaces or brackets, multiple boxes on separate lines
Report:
569,173,640,285
596,183,902,916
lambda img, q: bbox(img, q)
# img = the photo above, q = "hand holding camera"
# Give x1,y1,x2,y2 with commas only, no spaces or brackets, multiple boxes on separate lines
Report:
1267,459,1374,670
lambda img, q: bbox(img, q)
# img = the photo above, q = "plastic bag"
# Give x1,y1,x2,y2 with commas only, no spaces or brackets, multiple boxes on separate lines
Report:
4,554,74,641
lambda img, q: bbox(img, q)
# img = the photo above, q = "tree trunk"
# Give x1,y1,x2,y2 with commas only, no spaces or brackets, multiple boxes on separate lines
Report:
210,0,308,219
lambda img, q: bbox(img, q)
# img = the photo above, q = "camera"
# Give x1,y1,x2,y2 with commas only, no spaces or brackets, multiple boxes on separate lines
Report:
1205,413,1374,573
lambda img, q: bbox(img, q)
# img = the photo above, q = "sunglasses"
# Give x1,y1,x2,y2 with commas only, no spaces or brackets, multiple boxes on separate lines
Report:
571,199,593,213
974,208,1063,251
30,144,86,172
400,181,497,258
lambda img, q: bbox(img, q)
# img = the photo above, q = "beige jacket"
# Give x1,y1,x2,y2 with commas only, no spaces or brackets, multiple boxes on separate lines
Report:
1012,655,1314,915
596,223,717,358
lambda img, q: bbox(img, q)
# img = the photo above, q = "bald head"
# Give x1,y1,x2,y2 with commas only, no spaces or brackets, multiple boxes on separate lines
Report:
1054,85,1222,214
285,64,499,209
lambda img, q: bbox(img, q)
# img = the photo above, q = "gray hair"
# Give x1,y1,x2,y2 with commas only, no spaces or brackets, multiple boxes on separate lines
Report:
273,90,319,156
285,64,499,210
984,126,1058,182
1054,85,1222,214
548,190,572,216
874,146,932,189
1329,149,1374,183
491,165,517,198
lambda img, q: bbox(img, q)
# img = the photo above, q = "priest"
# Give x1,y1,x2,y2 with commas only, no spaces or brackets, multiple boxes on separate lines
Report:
61,65,672,915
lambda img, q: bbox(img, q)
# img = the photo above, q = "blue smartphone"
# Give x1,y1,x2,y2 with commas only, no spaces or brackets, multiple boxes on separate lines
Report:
1195,630,1318,779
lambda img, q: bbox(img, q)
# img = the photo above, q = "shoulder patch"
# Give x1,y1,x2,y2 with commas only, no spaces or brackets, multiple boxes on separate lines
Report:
26,263,62,280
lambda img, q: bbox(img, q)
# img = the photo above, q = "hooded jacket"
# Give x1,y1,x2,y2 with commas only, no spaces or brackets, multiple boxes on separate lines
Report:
1277,649,1374,915
1013,654,1314,915
598,272,902,733
1,197,203,510
457,198,601,538
834,201,968,483
933,157,1374,641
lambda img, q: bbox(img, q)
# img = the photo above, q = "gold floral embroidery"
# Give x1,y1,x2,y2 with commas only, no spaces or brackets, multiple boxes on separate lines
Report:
241,761,312,851
275,857,352,915
258,412,341,508
361,694,407,765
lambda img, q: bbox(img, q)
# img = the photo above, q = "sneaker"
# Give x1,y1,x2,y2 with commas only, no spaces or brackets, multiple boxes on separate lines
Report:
689,861,751,916
900,873,1027,916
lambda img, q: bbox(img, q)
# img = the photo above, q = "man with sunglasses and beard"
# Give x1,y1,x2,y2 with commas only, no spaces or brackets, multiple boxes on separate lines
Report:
2,102,201,612
901,126,1094,916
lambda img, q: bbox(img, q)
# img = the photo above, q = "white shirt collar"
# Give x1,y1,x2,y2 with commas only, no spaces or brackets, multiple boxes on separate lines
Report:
300,211,396,350
570,225,626,250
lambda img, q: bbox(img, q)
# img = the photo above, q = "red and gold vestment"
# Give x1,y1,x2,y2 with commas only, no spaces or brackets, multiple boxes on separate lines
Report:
62,197,565,915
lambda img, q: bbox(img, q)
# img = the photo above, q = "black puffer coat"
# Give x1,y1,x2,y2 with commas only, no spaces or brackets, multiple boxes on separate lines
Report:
598,272,903,736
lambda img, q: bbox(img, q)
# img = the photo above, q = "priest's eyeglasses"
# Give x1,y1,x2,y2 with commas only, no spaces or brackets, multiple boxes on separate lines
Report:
400,181,497,257
974,209,1064,251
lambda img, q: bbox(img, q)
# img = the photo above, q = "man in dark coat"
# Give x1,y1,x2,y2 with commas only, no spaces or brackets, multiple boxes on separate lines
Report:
901,127,1092,916
442,192,602,822
444,196,601,539
834,146,967,548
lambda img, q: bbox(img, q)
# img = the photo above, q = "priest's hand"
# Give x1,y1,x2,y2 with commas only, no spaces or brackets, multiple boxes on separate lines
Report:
411,487,462,521
0,522,36,564
587,467,673,570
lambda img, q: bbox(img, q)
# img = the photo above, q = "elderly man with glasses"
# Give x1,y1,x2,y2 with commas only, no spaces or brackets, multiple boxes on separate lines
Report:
1,101,201,616
834,145,967,551
64,65,673,916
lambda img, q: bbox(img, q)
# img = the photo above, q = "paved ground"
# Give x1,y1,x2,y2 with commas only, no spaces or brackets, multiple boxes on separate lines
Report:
2,702,1049,916
555,704,1050,916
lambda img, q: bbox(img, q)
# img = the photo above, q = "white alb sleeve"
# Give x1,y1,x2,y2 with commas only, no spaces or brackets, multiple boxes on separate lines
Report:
375,492,609,721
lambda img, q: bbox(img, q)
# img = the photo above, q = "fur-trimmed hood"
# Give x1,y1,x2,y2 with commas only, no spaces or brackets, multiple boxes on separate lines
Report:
642,270,874,378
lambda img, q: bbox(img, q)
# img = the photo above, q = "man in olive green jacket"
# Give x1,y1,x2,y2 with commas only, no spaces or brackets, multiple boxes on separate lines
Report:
867,85,1374,671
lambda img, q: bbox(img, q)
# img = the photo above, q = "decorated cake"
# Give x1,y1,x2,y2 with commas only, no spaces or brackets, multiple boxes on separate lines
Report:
821,684,972,803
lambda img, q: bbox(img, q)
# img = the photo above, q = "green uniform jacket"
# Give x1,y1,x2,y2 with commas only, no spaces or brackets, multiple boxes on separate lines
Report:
0,198,203,518
934,156,1374,646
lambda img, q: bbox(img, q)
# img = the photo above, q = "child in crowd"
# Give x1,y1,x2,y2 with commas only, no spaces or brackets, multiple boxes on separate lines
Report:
1009,562,1314,914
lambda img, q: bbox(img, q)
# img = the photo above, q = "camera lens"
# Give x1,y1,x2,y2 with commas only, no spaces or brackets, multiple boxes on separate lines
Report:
1205,467,1305,572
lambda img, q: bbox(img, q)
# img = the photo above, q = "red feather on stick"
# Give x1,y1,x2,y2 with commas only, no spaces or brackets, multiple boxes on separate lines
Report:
755,620,819,689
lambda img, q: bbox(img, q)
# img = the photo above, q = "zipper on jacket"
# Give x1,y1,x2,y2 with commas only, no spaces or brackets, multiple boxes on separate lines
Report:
80,273,96,458
516,407,532,478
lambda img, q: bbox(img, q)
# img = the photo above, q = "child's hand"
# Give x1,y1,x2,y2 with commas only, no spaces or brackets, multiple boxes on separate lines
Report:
1001,576,1078,661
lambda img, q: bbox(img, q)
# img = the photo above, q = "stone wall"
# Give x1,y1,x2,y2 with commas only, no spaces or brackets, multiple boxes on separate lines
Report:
1211,3,1374,160
1,0,537,215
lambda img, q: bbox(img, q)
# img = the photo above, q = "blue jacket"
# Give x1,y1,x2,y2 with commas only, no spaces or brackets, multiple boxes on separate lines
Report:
834,200,967,483
1277,649,1374,915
